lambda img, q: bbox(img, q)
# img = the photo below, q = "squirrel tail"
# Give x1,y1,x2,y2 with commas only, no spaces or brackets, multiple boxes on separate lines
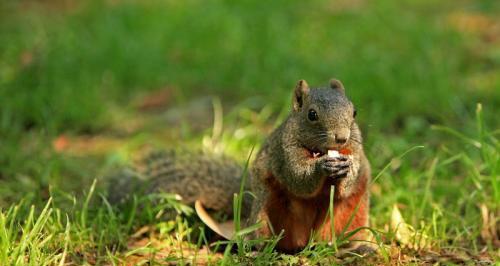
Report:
107,149,248,216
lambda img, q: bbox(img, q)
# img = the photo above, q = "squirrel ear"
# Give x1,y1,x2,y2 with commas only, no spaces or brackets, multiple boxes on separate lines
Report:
329,79,345,94
293,79,309,111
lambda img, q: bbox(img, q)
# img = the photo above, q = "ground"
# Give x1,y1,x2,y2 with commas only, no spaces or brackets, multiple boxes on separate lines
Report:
0,0,498,265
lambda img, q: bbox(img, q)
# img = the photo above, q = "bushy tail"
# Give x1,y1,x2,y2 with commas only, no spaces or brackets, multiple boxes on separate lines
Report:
107,149,247,216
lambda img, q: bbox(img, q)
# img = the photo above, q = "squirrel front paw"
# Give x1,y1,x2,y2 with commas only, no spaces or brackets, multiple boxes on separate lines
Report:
317,155,351,178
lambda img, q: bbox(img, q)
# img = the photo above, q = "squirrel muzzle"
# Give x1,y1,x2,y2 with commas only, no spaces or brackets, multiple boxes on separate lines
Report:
325,128,351,149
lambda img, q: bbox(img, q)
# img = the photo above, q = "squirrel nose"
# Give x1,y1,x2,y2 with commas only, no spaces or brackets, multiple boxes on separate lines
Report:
335,135,347,144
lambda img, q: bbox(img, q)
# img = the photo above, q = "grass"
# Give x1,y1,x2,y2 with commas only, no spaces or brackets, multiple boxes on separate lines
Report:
0,0,499,264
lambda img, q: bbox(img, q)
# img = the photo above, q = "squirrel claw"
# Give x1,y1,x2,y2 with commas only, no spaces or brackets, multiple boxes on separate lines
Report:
320,157,351,177
332,169,349,179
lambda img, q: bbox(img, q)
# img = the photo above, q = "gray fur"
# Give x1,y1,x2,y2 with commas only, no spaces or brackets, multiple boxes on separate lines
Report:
108,149,249,216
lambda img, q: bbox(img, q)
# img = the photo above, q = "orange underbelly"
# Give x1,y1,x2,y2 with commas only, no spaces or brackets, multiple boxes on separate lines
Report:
264,176,368,252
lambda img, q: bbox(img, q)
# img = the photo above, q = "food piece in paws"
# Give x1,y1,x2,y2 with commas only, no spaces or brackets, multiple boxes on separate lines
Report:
328,150,340,158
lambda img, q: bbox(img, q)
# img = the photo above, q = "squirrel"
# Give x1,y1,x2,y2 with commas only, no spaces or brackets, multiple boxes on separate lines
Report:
246,79,371,252
108,78,371,253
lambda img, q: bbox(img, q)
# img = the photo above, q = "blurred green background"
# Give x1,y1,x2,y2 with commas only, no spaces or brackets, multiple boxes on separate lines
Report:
0,1,498,263
0,0,498,204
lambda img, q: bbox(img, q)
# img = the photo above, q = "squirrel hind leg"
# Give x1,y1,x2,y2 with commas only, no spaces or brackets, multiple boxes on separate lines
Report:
335,241,379,259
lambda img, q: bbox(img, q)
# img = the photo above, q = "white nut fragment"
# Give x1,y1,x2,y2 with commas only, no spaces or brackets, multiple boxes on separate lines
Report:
328,150,340,158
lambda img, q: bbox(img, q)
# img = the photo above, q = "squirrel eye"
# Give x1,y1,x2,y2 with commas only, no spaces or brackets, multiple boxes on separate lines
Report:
353,109,357,118
308,109,318,121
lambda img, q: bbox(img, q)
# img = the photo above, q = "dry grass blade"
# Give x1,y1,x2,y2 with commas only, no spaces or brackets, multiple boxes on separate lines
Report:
195,200,234,240
391,205,430,251
479,204,500,248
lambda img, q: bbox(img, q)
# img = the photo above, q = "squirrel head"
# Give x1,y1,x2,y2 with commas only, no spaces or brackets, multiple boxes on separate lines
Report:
291,79,359,154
